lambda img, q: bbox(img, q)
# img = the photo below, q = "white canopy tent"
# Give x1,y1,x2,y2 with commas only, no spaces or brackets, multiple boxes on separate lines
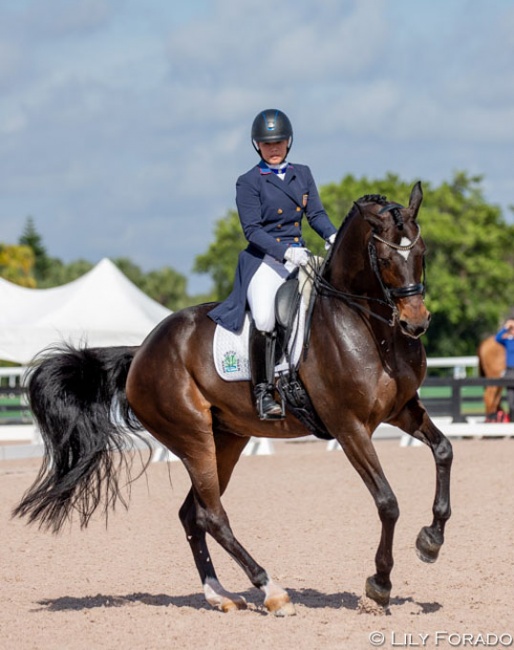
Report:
0,258,172,364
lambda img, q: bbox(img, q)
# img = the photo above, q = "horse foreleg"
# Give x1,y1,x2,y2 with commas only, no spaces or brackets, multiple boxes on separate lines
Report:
181,430,295,616
393,398,453,563
336,427,399,610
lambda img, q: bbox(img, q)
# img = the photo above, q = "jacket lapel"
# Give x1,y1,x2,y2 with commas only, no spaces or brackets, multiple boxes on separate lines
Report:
262,164,302,206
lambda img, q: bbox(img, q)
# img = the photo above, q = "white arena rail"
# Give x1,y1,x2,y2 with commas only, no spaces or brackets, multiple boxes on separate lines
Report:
1,355,512,461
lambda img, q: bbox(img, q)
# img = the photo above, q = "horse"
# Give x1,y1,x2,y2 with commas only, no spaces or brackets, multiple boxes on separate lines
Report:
477,335,507,421
13,181,453,617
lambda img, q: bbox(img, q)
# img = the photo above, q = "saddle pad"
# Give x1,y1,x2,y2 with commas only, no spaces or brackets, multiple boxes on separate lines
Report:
213,302,306,382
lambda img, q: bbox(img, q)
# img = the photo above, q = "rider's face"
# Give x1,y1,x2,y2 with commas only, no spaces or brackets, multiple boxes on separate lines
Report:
258,140,288,165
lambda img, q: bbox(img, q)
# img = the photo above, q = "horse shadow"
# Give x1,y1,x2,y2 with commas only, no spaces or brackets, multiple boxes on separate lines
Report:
34,588,442,615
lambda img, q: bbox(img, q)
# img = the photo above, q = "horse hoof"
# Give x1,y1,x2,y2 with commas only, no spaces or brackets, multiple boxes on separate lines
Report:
358,595,389,616
416,526,441,563
265,595,296,617
204,580,247,612
221,596,247,613
365,576,391,608
271,600,297,617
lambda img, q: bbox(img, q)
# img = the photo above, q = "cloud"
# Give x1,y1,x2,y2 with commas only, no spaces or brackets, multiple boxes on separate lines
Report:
0,0,513,296
24,0,117,38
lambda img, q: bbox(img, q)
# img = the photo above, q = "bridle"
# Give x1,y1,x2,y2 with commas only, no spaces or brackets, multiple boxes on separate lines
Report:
310,210,426,327
369,223,426,301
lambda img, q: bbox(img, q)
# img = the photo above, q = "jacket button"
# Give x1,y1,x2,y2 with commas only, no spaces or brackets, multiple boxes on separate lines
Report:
294,237,299,242
277,208,283,214
296,206,301,212
294,222,299,227
276,237,281,242
277,223,282,229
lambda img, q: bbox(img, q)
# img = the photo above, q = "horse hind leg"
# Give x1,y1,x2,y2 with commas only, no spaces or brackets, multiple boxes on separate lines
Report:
180,429,295,616
179,489,246,612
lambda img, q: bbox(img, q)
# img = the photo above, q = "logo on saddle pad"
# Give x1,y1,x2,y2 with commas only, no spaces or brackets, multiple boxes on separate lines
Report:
222,350,240,374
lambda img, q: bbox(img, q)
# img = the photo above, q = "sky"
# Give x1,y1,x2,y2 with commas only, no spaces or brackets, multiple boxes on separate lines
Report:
1,0,513,294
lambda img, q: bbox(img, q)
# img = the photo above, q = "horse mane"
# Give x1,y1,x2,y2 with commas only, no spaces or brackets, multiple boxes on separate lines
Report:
351,193,404,228
326,192,405,273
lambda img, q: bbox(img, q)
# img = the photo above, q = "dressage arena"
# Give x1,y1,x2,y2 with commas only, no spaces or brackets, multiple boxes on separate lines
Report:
1,437,513,650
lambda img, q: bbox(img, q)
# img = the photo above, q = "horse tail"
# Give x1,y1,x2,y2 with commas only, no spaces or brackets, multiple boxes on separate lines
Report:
12,344,150,533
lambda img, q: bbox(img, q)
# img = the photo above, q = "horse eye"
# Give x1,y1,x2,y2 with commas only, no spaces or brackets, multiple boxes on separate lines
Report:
378,258,390,267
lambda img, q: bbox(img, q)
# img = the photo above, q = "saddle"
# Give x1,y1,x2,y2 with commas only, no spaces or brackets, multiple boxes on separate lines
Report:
273,266,333,441
212,261,333,440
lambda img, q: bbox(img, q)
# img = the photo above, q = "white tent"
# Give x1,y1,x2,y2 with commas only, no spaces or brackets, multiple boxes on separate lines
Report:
0,258,172,364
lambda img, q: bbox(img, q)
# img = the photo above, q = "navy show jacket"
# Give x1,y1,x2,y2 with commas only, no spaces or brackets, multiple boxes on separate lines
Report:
208,160,337,333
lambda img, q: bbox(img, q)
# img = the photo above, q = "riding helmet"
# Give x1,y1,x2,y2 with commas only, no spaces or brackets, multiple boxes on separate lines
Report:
251,109,293,154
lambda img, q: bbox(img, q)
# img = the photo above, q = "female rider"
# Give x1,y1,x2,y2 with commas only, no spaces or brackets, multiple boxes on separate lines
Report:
208,109,337,419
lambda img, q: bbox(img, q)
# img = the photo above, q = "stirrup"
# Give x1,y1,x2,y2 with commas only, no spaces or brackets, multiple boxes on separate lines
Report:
255,384,285,421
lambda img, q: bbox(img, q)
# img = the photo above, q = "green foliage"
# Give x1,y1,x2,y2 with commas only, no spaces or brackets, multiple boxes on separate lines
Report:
19,217,52,283
194,171,514,357
413,172,514,355
112,257,190,311
6,169,514,357
4,234,193,312
38,259,94,287
193,210,246,300
0,244,36,287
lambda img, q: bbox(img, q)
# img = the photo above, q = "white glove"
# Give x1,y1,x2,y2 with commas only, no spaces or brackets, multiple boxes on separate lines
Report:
324,233,336,250
284,247,311,267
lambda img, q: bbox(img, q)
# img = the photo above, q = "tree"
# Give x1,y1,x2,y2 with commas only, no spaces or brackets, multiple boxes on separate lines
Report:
141,267,189,311
19,217,52,283
414,173,514,355
112,258,190,311
38,259,94,288
193,172,514,357
0,244,36,287
193,210,246,301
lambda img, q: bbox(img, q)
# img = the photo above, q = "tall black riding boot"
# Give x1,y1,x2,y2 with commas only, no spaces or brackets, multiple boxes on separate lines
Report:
249,328,284,420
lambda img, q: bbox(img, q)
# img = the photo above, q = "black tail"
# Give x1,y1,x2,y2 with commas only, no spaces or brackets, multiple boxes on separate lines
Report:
12,344,150,532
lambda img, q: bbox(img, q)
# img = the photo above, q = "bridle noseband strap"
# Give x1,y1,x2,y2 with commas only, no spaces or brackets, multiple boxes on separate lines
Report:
389,282,425,298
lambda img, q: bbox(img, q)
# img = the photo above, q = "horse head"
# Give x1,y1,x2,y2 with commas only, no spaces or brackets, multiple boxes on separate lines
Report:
323,181,430,339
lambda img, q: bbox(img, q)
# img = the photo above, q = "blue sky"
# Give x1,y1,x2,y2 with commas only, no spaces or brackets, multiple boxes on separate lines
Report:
1,0,513,294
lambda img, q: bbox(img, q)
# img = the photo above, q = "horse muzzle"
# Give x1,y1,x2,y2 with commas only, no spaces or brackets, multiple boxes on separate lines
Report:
397,297,431,339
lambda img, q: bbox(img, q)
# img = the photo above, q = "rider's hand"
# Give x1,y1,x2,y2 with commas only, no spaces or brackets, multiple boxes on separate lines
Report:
284,247,311,267
324,233,336,251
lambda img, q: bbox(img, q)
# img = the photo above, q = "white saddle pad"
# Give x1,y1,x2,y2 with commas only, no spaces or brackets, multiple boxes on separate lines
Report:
213,301,306,382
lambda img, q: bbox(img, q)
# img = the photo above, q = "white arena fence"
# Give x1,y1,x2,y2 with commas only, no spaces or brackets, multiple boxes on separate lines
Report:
1,356,512,461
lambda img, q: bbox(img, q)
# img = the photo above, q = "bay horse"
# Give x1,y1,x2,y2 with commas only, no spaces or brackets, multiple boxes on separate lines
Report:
14,181,452,616
477,335,507,421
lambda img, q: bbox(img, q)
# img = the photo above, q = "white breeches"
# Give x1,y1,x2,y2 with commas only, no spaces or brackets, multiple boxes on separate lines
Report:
247,262,286,332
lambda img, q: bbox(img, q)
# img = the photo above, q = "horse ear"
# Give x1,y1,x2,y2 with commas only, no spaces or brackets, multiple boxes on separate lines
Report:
409,181,423,217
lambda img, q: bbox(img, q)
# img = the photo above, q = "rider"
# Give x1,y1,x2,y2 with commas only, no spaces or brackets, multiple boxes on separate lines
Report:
208,109,337,420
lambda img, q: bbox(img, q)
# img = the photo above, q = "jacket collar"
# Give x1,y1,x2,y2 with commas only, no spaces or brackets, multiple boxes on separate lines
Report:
258,160,294,176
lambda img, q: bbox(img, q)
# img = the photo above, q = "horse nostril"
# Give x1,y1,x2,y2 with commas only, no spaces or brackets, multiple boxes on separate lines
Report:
400,319,428,339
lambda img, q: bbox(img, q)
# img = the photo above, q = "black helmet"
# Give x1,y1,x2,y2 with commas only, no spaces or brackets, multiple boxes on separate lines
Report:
251,109,293,154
